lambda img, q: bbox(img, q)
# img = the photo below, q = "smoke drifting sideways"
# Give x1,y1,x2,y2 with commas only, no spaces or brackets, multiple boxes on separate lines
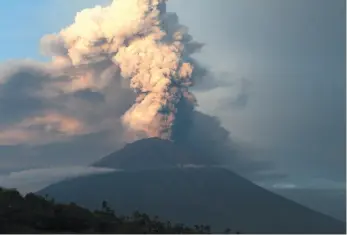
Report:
41,0,206,141
0,0,277,180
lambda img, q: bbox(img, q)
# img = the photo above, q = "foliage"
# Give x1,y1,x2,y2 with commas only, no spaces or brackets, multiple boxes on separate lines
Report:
0,187,239,233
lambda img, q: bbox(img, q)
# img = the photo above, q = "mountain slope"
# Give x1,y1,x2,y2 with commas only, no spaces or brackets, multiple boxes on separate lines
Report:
92,138,216,169
38,167,346,234
271,188,346,222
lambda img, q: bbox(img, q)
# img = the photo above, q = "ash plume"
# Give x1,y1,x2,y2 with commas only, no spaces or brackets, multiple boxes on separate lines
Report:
42,0,204,141
0,0,271,180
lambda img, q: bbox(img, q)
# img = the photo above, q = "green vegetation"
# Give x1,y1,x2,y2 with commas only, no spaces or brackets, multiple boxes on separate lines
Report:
0,187,237,233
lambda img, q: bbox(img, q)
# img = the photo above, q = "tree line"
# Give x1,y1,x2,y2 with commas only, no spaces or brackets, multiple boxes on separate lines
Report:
0,187,240,233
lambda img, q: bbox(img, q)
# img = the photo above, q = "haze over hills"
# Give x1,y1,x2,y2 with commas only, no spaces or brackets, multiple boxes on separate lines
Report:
38,138,346,234
271,188,346,222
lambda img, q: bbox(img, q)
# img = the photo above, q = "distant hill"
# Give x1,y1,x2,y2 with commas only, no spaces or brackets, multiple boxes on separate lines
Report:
38,138,346,234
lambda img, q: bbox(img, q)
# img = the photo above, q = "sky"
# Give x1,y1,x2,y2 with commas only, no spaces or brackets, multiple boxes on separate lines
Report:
0,0,345,199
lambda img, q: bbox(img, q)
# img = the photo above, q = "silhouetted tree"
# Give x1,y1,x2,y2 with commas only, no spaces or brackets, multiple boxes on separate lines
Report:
0,187,240,233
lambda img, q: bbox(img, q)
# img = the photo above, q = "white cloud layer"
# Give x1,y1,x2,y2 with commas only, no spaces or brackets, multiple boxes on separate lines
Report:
0,166,118,194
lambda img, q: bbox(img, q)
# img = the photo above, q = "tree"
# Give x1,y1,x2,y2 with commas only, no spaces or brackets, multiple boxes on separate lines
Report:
0,187,241,233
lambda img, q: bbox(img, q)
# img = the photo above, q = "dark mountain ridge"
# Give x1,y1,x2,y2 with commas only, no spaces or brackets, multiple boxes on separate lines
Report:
92,137,217,169
38,138,346,234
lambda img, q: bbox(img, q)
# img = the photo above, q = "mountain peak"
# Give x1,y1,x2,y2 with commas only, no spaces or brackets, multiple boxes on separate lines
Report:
92,137,216,170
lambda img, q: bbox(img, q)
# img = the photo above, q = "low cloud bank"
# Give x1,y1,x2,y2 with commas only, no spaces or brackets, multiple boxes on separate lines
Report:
0,166,118,193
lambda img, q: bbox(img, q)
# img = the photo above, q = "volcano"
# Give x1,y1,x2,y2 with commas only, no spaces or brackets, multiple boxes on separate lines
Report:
37,138,346,234
92,137,217,169
92,138,217,170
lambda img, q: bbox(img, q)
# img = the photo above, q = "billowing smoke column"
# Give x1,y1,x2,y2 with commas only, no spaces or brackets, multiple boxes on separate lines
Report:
43,0,203,140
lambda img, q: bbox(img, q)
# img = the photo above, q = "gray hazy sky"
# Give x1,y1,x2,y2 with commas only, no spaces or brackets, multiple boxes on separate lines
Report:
0,0,345,192
170,0,346,183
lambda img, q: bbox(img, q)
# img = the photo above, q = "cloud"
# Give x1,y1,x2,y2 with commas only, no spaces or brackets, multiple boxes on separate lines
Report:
258,177,346,190
0,113,86,145
2,0,343,194
195,75,252,114
0,166,118,194
0,0,258,179
0,58,135,146
0,0,255,151
170,0,345,182
272,183,297,189
301,178,346,190
180,164,205,168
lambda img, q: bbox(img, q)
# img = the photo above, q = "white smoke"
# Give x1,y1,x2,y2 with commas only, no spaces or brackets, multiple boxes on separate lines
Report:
0,0,268,180
41,0,204,141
